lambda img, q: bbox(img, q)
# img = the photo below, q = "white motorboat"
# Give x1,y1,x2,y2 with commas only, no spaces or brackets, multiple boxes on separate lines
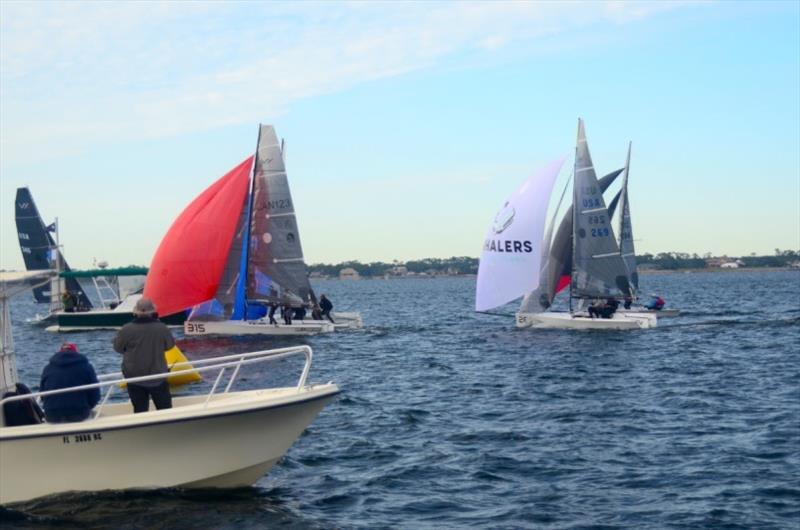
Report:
0,346,338,505
0,271,339,505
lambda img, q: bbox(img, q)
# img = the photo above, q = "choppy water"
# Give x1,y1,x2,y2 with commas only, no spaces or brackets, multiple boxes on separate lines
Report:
3,271,799,529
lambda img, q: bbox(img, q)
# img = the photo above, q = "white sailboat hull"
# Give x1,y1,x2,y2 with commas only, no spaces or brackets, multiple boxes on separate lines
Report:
328,312,364,329
619,307,680,318
516,311,657,330
0,385,338,505
184,319,335,336
184,312,362,336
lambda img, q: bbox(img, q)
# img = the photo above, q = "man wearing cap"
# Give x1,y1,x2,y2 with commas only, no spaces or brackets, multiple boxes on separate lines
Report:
113,298,175,413
39,342,101,423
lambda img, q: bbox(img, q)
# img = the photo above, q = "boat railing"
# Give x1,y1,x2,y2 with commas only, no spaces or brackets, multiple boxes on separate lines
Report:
0,345,314,424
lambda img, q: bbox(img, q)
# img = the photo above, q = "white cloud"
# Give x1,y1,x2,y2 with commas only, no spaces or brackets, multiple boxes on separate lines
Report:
0,1,692,166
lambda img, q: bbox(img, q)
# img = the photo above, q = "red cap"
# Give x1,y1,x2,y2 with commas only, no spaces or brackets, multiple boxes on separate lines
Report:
59,342,78,353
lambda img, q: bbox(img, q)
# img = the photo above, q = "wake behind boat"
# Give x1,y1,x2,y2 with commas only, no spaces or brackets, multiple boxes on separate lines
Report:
145,125,362,337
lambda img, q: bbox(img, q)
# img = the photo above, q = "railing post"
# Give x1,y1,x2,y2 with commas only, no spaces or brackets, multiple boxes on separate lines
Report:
204,367,226,408
223,356,245,394
93,385,116,419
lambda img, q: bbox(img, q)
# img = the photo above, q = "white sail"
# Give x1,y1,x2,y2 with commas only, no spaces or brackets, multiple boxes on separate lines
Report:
475,156,566,312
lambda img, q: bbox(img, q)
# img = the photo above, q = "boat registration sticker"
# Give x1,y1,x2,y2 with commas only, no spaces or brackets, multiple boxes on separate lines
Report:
62,432,103,444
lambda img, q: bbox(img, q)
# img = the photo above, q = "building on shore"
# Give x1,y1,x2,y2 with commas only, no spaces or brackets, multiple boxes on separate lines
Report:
339,267,360,280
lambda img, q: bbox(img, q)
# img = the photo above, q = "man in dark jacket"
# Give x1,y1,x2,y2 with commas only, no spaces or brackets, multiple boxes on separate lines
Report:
319,294,335,323
39,342,100,423
113,298,174,413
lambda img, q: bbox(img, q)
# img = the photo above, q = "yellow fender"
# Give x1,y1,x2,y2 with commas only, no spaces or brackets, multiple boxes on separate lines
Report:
165,345,202,386
119,346,201,388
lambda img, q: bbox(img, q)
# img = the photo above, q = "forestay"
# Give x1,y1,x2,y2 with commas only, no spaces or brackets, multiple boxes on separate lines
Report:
475,156,566,312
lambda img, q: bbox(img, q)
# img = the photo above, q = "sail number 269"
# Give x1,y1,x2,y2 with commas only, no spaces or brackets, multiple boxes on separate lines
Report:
591,228,610,237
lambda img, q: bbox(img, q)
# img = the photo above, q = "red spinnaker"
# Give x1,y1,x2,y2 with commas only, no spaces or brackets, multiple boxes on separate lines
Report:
144,156,253,316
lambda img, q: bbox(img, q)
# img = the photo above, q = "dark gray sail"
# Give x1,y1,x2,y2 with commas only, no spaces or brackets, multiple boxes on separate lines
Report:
617,143,638,291
246,125,314,307
14,188,92,308
571,120,631,299
520,167,624,312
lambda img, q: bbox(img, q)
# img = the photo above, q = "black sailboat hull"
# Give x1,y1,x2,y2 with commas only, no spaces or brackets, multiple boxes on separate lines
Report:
52,310,187,331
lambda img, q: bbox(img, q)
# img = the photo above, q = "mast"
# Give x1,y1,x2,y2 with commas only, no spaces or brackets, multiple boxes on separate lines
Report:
238,126,262,321
52,217,63,312
569,120,580,314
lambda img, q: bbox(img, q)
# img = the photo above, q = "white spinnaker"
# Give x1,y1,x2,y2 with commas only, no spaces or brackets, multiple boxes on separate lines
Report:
475,156,566,312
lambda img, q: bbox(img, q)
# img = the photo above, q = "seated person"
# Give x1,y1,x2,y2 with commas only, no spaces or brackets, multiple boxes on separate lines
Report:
293,306,307,321
601,297,620,318
2,382,44,426
39,343,100,423
644,295,666,311
588,299,604,319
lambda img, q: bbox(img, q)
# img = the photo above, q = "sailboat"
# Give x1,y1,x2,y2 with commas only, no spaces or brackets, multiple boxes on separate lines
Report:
0,270,338,505
144,124,361,336
607,146,680,317
14,188,186,331
476,119,656,330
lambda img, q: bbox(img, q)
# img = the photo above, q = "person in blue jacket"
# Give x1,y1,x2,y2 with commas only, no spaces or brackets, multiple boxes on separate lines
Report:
39,342,100,423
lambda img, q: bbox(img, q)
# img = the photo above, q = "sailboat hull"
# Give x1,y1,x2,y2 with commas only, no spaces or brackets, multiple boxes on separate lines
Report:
618,308,680,318
516,311,656,330
0,385,338,505
46,309,186,332
184,319,335,336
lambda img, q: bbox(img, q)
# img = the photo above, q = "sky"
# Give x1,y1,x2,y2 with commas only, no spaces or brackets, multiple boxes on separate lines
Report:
1,1,798,269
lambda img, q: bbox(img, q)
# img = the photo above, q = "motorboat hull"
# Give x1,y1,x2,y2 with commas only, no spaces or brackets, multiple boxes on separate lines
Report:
516,311,657,330
0,385,338,505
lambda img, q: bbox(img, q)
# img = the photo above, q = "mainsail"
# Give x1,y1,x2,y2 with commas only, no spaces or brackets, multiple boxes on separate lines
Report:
519,167,624,312
14,187,92,309
617,143,638,291
144,156,253,317
246,125,314,307
475,156,566,312
571,119,631,299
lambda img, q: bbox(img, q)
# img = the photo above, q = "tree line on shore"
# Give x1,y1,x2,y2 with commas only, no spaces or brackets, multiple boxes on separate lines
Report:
308,249,800,278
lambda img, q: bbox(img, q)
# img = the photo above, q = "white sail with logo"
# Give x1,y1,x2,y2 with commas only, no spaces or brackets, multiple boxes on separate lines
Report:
475,157,566,311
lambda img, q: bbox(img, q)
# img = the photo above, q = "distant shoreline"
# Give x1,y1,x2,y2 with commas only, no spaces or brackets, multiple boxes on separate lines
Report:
311,267,798,281
639,267,796,275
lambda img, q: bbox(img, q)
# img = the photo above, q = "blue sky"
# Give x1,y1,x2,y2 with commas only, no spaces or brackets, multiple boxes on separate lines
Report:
1,1,798,269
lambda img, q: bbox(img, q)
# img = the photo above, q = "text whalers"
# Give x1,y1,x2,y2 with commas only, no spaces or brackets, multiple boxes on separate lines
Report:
483,239,534,253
